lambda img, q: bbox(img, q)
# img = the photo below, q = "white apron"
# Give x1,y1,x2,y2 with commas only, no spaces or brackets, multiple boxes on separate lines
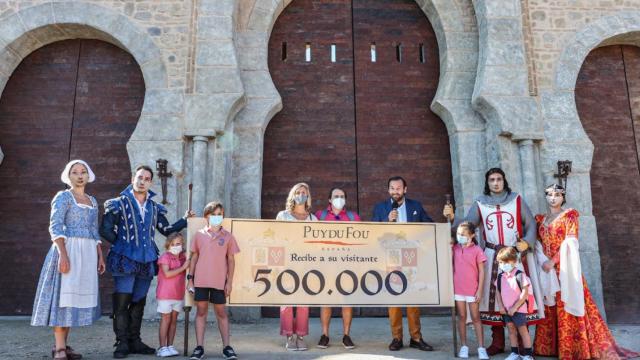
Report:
58,237,99,308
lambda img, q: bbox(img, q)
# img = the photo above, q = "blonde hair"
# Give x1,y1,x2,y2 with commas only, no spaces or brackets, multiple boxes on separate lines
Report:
496,246,518,263
203,201,224,217
164,232,184,250
286,182,312,213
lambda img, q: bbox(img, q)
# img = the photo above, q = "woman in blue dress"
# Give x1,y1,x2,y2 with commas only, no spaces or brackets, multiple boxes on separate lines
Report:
31,160,106,360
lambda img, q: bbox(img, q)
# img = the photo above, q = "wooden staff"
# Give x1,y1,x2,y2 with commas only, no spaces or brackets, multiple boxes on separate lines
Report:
446,194,458,357
183,183,193,356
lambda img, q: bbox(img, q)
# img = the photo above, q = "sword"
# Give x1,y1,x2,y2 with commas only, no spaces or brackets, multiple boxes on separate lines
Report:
183,183,193,356
446,193,458,357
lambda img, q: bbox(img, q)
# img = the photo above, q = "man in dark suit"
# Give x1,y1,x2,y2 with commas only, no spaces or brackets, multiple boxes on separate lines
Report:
372,176,434,352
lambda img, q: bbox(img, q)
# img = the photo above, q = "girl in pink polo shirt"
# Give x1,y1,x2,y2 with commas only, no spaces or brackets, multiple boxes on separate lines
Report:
453,221,489,359
156,233,189,357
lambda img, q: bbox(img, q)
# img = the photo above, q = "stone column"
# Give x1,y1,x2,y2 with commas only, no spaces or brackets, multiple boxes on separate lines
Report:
191,135,212,216
518,139,539,213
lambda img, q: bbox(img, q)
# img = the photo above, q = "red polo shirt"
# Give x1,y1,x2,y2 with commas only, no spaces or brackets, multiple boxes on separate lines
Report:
315,205,361,221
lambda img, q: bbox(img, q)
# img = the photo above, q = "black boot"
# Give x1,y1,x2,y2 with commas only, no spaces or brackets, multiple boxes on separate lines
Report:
112,293,132,359
128,297,155,355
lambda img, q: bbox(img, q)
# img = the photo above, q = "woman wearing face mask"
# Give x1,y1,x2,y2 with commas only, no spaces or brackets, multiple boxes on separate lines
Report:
31,160,105,360
533,184,639,359
276,183,317,351
315,188,361,350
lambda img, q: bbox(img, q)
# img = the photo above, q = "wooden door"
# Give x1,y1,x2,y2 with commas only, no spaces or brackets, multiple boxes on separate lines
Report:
0,39,144,315
263,0,452,318
576,45,640,324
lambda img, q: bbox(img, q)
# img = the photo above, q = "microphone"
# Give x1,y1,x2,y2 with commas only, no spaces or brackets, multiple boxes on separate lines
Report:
391,200,400,222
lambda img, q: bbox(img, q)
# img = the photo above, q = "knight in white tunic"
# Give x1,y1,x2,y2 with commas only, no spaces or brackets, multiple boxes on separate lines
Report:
444,168,544,355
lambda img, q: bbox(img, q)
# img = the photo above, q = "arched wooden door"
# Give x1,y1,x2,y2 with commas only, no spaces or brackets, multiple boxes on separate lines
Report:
576,45,640,324
0,39,145,315
263,0,452,317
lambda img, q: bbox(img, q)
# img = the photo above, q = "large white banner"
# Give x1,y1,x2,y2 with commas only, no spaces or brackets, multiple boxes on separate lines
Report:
186,219,453,307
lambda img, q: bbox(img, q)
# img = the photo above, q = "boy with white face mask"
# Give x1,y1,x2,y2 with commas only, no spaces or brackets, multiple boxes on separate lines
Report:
188,202,240,360
495,247,535,360
315,188,361,350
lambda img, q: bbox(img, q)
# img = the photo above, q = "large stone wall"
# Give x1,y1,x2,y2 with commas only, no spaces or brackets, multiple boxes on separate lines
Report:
0,0,192,88
523,2,640,315
1,0,639,319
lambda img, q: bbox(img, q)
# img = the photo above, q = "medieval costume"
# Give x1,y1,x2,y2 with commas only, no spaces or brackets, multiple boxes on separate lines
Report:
32,160,102,360
533,208,639,359
460,190,545,354
31,189,101,328
100,185,187,356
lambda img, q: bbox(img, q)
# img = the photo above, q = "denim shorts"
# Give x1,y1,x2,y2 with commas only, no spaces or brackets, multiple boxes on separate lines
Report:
502,312,527,327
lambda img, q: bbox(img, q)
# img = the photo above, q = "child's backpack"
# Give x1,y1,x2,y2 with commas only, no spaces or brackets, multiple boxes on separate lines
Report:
497,269,535,314
319,209,355,221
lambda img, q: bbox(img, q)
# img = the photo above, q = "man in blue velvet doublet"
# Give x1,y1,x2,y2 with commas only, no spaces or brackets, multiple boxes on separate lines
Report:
100,165,190,358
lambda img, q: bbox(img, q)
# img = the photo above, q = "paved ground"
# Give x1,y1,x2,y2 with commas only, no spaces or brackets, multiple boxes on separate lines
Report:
1,316,638,359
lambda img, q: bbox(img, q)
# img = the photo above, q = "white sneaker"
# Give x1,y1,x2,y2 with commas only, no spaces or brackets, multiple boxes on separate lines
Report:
478,347,490,359
157,347,172,358
505,352,521,360
285,335,297,351
156,347,166,357
296,336,308,351
167,345,179,356
458,345,469,358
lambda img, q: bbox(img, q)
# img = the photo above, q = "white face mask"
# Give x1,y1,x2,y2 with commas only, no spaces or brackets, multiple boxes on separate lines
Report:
169,245,182,256
331,197,345,210
209,215,223,227
294,194,308,205
499,263,514,273
456,235,469,245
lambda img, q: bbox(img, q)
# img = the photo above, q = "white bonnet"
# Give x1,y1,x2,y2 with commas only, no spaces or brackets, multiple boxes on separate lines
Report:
61,159,96,186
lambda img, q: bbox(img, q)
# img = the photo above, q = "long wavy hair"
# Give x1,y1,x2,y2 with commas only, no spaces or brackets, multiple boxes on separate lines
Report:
483,167,512,195
285,182,312,213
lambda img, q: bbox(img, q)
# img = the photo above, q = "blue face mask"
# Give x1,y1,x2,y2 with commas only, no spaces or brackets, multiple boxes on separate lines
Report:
456,235,469,245
499,263,514,273
294,194,308,205
209,215,223,227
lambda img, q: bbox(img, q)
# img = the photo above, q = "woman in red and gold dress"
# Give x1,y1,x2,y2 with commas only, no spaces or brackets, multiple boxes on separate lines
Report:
533,184,638,359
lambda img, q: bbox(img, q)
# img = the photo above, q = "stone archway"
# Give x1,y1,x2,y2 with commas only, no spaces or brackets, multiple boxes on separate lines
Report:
0,39,145,314
0,2,181,317
540,12,640,318
231,0,485,221
0,2,182,177
574,44,640,324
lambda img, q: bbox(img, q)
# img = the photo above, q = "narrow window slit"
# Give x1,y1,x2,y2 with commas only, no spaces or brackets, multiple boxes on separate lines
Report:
396,43,402,63
331,44,336,63
281,42,287,61
371,42,377,62
305,42,311,62
419,43,425,63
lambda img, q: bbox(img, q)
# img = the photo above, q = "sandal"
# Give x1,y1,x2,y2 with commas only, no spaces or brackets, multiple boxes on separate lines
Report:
65,346,82,360
51,346,81,359
53,348,68,360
